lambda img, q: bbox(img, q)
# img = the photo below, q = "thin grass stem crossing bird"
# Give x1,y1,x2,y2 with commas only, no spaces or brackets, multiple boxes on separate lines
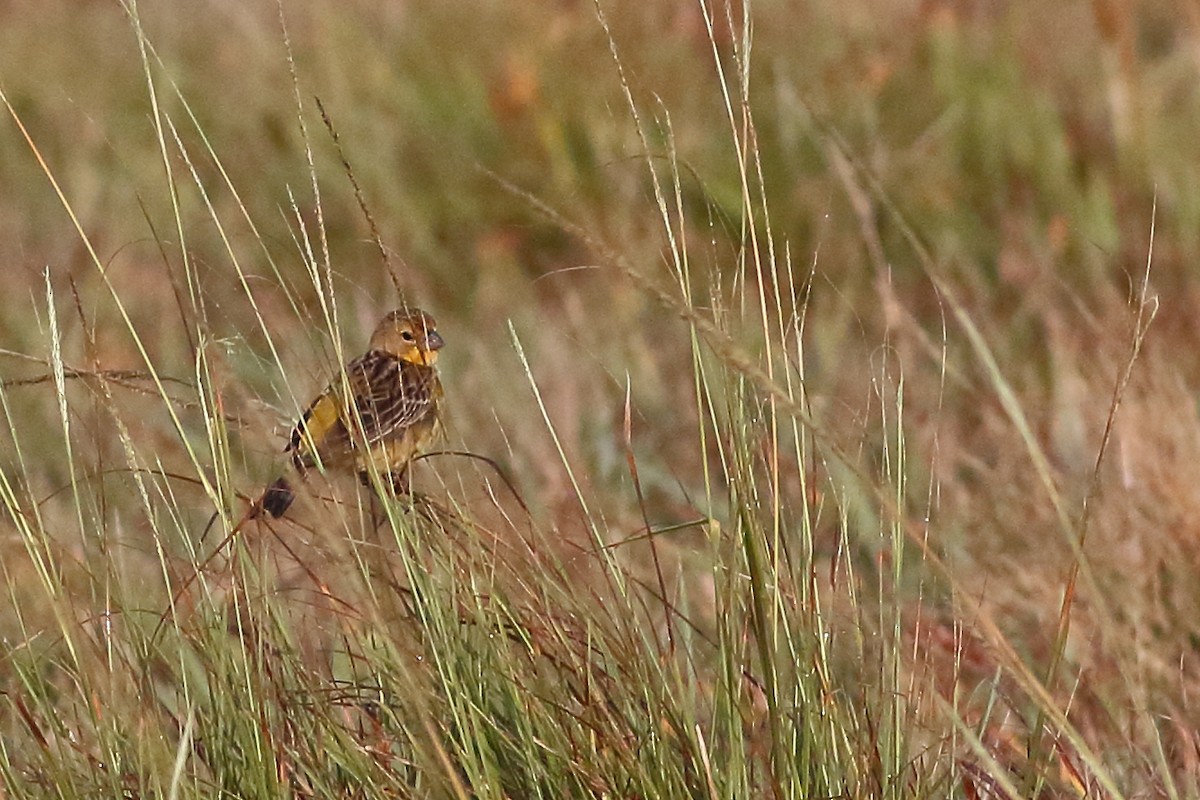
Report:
256,307,444,518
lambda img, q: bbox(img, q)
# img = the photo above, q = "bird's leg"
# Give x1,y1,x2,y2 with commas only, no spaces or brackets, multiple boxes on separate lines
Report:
357,471,384,530
388,468,412,498
369,489,384,532
359,469,411,529
357,467,418,531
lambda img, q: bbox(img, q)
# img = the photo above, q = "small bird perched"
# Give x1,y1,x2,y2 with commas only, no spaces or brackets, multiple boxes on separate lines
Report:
257,307,445,518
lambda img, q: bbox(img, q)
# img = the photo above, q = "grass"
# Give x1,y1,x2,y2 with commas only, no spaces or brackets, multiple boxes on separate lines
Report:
0,0,1197,797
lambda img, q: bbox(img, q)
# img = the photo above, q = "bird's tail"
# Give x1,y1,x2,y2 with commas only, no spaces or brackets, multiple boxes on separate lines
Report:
256,476,296,518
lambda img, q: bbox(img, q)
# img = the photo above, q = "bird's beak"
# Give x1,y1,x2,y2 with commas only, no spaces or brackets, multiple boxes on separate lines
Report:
426,330,445,351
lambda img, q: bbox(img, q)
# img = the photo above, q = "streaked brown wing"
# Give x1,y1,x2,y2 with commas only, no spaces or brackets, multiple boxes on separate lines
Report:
348,353,437,444
286,350,438,469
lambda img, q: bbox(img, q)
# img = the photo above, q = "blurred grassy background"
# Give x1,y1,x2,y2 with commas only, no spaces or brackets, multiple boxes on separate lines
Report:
2,0,1200,795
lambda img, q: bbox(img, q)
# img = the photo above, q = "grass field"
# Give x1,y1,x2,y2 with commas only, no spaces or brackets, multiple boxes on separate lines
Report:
1,0,1198,796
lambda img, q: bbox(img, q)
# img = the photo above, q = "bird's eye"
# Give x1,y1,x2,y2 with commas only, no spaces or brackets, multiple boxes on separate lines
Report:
401,331,416,342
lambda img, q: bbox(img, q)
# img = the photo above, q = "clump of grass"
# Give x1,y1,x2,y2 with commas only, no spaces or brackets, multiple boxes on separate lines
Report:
1,1,1198,798
0,9,901,797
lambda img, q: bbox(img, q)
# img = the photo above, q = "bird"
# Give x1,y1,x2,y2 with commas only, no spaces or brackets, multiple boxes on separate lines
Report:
256,307,445,519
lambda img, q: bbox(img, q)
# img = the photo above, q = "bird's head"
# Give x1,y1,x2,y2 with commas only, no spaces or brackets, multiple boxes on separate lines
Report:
370,308,444,367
